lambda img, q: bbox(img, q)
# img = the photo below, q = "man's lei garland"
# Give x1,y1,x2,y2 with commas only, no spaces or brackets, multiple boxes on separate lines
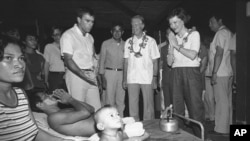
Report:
128,32,148,58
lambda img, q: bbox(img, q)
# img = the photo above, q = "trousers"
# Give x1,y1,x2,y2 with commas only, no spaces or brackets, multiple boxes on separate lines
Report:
65,69,101,111
128,84,154,121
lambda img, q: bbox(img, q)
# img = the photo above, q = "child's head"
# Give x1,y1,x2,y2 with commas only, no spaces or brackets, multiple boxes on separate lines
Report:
94,105,123,131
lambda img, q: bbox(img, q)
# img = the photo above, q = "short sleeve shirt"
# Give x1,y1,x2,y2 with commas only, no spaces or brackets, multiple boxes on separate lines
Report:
172,31,201,68
60,24,94,69
124,34,160,84
43,42,65,72
208,26,233,77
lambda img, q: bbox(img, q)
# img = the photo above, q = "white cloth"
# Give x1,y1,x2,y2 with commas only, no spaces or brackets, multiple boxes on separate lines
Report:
172,31,201,68
60,24,94,69
124,34,160,84
208,26,233,77
43,42,65,72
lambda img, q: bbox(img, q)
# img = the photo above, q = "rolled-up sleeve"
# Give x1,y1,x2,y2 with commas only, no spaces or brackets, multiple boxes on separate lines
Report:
60,33,73,56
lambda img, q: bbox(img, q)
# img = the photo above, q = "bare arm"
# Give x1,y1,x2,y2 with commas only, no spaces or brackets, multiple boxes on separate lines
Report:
63,53,96,86
200,56,208,73
49,89,93,126
99,42,107,89
44,61,50,86
230,50,236,83
152,59,158,89
211,46,224,85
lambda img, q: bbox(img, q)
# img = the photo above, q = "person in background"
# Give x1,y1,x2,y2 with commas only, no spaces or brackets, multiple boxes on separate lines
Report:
208,13,233,135
23,31,46,93
60,7,101,110
202,36,216,123
99,22,125,117
0,35,71,141
123,15,160,121
229,33,236,86
44,26,66,93
167,8,205,138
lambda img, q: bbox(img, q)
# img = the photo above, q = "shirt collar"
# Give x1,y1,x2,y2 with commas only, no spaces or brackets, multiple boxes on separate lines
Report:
73,24,89,37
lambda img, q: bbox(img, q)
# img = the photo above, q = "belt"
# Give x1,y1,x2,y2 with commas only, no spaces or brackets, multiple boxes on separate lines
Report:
81,69,93,71
105,67,123,71
49,71,65,74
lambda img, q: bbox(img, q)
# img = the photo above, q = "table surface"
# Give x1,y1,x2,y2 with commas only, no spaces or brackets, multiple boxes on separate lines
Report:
143,119,203,141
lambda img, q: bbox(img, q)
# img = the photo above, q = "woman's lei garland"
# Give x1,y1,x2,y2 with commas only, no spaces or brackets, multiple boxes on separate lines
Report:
128,33,148,58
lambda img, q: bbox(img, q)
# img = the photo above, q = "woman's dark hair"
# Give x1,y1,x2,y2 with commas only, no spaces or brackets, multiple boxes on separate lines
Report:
167,7,191,24
0,35,24,61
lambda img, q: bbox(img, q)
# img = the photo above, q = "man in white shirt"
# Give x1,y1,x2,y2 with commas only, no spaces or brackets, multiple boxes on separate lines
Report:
208,14,233,135
123,15,160,121
60,7,101,111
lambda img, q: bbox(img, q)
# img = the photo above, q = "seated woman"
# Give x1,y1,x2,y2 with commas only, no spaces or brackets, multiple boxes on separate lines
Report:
28,89,96,137
0,35,70,141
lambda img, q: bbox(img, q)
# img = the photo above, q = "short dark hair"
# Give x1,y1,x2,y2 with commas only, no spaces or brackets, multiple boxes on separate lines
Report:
50,25,62,36
111,22,124,31
26,90,44,113
167,8,191,24
0,35,23,61
76,7,95,19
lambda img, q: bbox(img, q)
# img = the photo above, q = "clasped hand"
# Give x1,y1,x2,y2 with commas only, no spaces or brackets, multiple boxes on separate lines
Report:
52,89,72,104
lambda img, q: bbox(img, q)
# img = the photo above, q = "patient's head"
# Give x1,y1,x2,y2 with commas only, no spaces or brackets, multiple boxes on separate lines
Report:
28,91,58,113
94,105,123,131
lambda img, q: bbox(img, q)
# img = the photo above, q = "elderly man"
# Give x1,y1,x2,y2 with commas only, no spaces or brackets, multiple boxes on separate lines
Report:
123,15,160,121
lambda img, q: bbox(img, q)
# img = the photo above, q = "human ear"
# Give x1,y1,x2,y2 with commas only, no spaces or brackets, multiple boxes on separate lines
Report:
77,17,81,24
96,123,105,130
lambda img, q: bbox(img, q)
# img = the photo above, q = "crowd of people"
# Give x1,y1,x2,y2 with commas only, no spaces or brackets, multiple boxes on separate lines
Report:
0,6,236,141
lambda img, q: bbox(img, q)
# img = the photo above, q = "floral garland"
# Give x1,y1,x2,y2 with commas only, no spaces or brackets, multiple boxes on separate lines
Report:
128,33,148,58
182,28,195,44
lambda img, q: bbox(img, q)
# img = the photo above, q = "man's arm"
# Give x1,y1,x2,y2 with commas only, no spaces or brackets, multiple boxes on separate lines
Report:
63,53,96,86
152,58,158,89
99,42,107,89
48,89,93,126
230,50,236,83
211,46,224,85
200,56,208,73
122,58,128,90
44,61,50,87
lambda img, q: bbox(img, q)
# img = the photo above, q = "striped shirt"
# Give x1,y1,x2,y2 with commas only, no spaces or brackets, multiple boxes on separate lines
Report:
0,88,38,141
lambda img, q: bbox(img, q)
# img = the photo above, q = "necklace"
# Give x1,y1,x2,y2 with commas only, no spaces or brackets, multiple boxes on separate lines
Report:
128,32,148,58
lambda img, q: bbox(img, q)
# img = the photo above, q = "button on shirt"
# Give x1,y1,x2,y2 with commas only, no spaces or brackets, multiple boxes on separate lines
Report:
60,24,94,69
43,42,65,72
208,26,233,77
124,35,160,84
172,31,201,68
99,38,125,74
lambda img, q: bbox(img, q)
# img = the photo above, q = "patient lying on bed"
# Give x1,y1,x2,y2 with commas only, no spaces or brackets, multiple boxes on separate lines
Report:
28,89,96,138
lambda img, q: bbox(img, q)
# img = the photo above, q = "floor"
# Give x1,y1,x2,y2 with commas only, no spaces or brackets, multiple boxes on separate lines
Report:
123,92,230,141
